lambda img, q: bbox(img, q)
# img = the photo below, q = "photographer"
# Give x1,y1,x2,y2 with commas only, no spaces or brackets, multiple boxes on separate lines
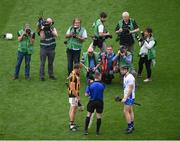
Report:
39,18,58,81
90,12,112,52
137,27,156,82
81,47,101,81
115,11,139,53
99,46,116,84
112,46,136,86
65,18,87,75
13,24,35,80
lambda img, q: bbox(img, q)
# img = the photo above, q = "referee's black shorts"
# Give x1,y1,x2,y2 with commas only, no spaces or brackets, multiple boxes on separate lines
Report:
87,100,104,114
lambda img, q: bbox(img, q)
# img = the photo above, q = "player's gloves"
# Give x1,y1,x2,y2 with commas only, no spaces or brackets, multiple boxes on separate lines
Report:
78,101,84,112
114,96,122,102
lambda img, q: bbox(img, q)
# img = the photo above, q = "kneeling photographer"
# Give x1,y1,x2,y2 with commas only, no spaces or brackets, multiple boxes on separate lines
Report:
112,46,136,86
38,18,58,81
65,18,87,75
137,27,156,82
90,12,112,52
115,11,139,53
13,24,35,80
81,47,101,82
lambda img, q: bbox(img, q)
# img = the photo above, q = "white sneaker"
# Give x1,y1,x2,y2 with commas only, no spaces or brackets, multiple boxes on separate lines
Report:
144,78,152,82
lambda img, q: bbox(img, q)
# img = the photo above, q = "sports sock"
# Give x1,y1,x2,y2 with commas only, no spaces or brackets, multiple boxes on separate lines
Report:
131,121,134,128
96,118,101,133
84,116,90,131
128,123,131,129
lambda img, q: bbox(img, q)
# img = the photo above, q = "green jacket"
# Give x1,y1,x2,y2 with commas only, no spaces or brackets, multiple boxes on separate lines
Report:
118,51,134,71
118,18,137,39
92,19,105,37
17,29,34,54
66,26,85,50
81,52,100,76
147,37,156,60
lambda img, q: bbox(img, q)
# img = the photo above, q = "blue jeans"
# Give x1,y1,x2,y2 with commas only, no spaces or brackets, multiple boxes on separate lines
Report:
14,51,31,78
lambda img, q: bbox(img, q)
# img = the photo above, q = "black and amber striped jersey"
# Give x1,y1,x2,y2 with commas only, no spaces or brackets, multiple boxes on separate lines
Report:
68,70,80,97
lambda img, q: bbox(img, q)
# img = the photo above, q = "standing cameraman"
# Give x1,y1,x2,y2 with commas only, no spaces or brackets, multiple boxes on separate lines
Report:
115,11,139,53
39,18,58,81
90,12,111,52
65,18,87,75
13,24,35,80
137,27,156,82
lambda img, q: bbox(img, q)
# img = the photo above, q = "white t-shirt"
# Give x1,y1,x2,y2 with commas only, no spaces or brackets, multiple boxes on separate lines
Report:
139,37,155,55
98,24,104,33
123,73,135,99
66,27,87,38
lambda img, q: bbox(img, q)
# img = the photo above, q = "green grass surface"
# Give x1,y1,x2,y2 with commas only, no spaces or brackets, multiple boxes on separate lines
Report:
0,0,180,139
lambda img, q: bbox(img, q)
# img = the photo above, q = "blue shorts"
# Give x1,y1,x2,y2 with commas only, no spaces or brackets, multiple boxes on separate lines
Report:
124,99,135,106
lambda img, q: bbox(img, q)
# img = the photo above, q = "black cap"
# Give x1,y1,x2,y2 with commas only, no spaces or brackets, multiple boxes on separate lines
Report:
100,12,107,18
145,27,153,33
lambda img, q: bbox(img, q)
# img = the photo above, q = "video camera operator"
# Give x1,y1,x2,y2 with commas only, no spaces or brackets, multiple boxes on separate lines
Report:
115,11,139,53
39,18,58,81
90,12,112,52
65,18,87,75
137,27,156,82
13,24,35,80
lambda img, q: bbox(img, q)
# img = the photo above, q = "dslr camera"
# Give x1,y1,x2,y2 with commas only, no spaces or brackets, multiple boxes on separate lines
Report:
104,34,112,39
122,28,130,35
136,31,145,42
25,28,31,35
71,26,78,38
64,27,78,45
116,28,130,42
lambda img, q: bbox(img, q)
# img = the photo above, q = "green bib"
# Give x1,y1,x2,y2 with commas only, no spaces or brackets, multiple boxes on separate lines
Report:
118,18,136,39
81,52,99,76
40,31,56,49
147,37,157,60
18,29,34,54
66,26,85,50
92,19,105,37
119,51,133,70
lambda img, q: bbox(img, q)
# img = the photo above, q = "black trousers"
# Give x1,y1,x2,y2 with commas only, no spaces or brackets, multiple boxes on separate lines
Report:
66,48,81,75
138,55,152,78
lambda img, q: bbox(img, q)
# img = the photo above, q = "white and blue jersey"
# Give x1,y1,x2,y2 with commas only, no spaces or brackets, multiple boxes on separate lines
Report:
123,73,135,105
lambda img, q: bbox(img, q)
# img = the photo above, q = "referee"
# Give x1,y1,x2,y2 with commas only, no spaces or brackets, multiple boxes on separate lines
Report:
84,71,105,135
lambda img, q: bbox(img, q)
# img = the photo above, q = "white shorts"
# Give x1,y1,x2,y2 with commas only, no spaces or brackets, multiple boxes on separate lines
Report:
69,97,78,107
